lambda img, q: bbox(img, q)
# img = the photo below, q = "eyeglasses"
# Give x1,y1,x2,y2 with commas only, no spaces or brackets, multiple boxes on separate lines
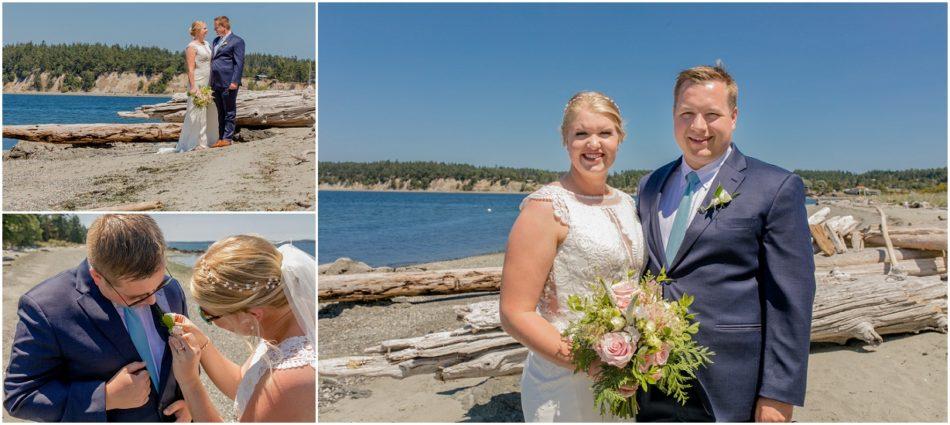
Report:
198,307,223,324
101,266,174,308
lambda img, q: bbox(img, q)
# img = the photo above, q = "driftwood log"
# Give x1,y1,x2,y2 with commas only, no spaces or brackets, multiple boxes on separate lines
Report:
320,273,948,380
3,123,181,145
317,267,502,302
91,200,164,211
118,89,315,127
866,233,948,252
318,251,944,302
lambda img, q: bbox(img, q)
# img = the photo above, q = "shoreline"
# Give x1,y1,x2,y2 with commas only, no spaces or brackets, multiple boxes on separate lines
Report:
319,186,533,195
3,91,173,98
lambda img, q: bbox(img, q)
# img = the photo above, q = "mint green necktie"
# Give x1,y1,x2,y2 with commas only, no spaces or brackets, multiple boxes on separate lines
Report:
123,307,160,391
665,171,701,264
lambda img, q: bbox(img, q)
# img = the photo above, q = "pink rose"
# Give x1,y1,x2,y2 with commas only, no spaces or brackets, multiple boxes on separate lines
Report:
595,332,634,368
611,281,638,310
638,354,652,373
618,385,638,398
655,343,671,366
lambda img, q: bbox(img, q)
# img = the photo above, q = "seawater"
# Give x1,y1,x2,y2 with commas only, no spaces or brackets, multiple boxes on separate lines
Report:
167,240,316,267
318,190,818,267
2,93,171,150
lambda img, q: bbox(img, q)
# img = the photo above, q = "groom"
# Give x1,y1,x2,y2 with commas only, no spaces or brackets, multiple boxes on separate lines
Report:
4,215,191,422
210,15,246,148
636,64,816,422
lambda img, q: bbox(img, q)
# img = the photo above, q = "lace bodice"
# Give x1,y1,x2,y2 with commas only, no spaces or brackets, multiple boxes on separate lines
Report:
520,185,646,332
188,41,212,86
234,336,316,419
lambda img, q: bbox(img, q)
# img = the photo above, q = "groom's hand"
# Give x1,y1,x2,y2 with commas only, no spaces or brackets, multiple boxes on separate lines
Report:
755,397,793,422
163,400,192,422
228,82,238,90
105,362,151,410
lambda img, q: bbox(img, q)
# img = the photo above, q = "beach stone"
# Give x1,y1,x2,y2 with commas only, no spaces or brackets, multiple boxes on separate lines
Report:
320,257,373,275
3,256,15,262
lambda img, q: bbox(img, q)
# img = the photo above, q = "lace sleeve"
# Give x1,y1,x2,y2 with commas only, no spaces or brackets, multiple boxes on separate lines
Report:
519,186,570,226
273,337,316,370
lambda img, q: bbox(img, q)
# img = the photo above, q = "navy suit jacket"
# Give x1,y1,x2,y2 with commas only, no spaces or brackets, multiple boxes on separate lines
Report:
211,33,245,90
4,259,188,422
636,146,816,421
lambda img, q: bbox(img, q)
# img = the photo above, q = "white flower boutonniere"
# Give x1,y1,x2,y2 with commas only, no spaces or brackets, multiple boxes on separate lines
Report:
698,184,739,213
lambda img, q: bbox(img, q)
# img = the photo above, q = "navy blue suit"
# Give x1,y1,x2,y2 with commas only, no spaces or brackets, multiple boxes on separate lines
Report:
211,32,245,141
4,260,188,422
636,146,816,421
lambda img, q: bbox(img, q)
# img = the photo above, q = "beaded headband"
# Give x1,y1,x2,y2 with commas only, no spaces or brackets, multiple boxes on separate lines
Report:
196,261,282,292
563,91,621,115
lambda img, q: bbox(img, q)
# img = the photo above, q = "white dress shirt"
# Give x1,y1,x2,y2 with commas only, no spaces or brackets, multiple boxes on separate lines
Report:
113,303,165,375
658,144,734,252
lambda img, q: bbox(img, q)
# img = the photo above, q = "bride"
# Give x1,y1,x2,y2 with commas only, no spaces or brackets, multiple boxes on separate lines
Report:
499,92,646,422
159,21,219,154
166,235,315,421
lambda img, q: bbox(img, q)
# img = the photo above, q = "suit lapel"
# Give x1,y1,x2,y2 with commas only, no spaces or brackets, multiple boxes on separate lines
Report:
645,159,679,271
669,147,749,271
73,262,139,362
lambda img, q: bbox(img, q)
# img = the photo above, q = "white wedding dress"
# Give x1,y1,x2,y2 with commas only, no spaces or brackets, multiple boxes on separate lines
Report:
158,41,218,154
234,336,316,419
518,184,647,422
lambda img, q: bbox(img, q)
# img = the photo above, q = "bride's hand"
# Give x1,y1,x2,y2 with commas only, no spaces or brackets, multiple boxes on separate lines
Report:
189,86,199,96
168,313,211,351
169,333,203,387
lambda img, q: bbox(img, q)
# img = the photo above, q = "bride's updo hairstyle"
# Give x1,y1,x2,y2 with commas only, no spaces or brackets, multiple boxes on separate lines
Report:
191,235,289,315
560,91,626,146
189,21,205,38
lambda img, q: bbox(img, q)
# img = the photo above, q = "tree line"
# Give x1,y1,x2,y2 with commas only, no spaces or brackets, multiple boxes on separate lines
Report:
3,42,314,93
3,214,87,248
319,161,947,194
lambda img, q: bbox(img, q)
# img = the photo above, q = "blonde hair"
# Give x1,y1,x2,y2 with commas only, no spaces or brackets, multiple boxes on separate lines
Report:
87,214,165,283
189,21,205,38
191,235,288,316
560,91,626,145
214,16,231,30
674,61,738,110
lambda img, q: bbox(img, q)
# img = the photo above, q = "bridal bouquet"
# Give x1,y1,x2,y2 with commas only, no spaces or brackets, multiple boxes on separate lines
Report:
563,269,714,418
188,86,214,108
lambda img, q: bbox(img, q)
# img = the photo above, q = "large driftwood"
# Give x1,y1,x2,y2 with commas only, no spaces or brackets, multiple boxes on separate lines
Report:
118,89,315,127
866,233,948,252
810,224,836,256
819,257,946,278
813,248,944,268
318,267,502,302
811,274,947,347
3,123,181,145
320,274,947,380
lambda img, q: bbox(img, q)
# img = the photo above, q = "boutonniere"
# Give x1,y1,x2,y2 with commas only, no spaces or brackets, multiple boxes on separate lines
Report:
222,41,228,47
698,184,739,213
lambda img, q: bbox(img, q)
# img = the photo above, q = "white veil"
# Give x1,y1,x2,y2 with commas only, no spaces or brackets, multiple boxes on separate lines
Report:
277,244,315,345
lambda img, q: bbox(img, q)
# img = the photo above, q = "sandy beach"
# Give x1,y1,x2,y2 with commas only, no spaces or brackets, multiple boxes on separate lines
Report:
2,127,315,211
2,246,251,422
318,201,948,422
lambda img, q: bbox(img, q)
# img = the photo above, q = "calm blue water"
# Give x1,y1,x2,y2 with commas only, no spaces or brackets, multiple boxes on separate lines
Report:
319,191,819,267
2,94,171,150
319,191,526,267
167,240,316,267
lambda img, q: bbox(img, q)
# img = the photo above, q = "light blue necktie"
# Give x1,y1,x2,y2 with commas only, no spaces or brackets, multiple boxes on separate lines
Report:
123,307,160,391
665,171,701,264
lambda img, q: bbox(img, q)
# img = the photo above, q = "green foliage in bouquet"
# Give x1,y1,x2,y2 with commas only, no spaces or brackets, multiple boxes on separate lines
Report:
563,269,715,418
188,86,214,108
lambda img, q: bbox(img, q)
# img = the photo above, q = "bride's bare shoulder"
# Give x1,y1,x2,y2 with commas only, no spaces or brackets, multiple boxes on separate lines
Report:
243,367,315,421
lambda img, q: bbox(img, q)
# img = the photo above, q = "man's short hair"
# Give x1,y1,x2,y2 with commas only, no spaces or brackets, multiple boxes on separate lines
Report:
674,62,738,110
214,16,231,30
87,215,166,283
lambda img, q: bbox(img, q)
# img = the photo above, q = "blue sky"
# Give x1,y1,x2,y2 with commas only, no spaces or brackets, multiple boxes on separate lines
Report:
3,3,315,59
319,3,948,173
77,214,315,242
